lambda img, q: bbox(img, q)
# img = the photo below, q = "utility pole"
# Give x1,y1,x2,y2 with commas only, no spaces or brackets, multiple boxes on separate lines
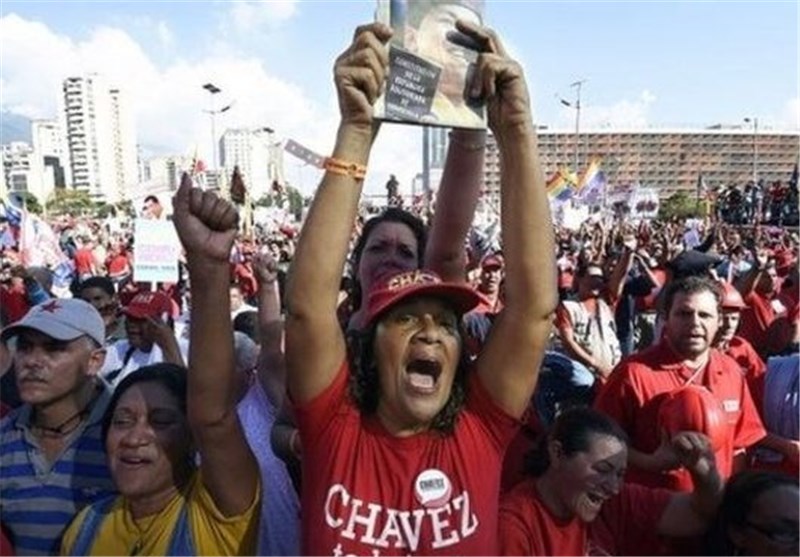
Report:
560,79,587,173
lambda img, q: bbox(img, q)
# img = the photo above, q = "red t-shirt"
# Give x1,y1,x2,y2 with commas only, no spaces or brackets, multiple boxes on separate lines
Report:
499,478,671,556
294,360,519,556
594,341,766,491
233,262,259,301
722,336,766,417
106,253,130,276
73,247,95,275
0,285,29,324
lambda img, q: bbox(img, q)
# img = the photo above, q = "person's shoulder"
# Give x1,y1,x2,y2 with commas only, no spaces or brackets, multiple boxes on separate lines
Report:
0,406,23,435
500,477,538,512
730,335,759,355
710,348,747,374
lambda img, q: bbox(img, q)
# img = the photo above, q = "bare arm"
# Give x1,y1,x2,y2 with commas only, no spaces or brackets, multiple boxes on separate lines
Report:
460,22,558,418
284,24,392,404
252,251,286,407
172,175,259,516
424,129,486,283
148,318,186,368
735,248,769,298
607,246,635,305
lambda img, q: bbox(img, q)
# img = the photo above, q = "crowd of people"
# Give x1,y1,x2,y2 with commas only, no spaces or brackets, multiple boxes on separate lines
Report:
1,11,798,557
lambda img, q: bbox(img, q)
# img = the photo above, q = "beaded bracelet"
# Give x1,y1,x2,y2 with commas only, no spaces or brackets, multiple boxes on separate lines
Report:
323,157,367,180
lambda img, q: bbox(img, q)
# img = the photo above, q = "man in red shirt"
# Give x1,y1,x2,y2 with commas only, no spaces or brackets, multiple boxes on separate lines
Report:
472,252,504,314
713,281,766,415
595,276,766,492
73,236,98,281
737,252,786,356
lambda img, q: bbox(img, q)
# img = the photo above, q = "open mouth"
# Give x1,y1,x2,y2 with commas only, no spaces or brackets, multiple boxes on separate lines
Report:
586,492,606,508
406,358,442,393
119,455,151,467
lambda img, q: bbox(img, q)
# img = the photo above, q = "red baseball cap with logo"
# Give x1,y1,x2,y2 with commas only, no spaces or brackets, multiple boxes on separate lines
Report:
657,385,730,452
365,270,482,327
123,291,173,320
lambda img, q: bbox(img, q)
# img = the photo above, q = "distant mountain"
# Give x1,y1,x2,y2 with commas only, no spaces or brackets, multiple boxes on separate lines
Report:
0,111,32,144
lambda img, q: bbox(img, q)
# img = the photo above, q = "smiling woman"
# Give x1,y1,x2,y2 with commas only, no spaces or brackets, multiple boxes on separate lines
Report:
499,407,724,556
58,177,261,556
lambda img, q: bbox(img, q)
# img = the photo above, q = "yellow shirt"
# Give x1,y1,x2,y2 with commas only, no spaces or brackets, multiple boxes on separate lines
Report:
61,471,260,556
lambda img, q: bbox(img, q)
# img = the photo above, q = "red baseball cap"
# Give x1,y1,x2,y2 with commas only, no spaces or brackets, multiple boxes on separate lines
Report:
720,281,746,311
123,291,173,320
365,270,482,326
657,385,730,452
481,253,505,270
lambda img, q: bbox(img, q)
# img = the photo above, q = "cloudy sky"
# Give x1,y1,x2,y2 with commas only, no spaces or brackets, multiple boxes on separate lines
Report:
1,0,797,195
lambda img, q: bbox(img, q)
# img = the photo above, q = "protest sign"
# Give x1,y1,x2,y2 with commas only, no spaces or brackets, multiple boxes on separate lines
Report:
133,219,181,283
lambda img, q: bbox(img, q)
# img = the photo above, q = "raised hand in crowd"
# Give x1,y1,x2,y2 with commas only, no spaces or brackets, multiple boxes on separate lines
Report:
171,173,260,517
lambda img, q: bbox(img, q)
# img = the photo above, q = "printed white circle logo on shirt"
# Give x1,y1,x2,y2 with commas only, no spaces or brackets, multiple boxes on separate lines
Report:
414,468,452,508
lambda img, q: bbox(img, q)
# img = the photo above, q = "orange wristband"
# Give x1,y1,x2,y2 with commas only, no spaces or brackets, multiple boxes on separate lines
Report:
324,157,367,180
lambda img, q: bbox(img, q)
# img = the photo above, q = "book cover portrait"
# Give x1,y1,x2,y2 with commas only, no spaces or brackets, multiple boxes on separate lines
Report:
376,0,487,129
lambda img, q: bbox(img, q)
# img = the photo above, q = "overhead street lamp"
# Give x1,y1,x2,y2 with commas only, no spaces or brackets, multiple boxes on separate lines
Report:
743,117,758,188
559,79,587,172
202,83,234,173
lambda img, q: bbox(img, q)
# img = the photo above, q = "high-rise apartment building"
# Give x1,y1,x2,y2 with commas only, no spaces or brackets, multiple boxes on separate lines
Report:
477,127,799,206
31,119,67,198
219,127,285,200
60,75,137,203
1,121,68,204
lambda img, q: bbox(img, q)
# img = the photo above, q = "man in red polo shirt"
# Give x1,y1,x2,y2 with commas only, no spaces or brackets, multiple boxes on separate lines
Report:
713,281,766,415
595,276,766,492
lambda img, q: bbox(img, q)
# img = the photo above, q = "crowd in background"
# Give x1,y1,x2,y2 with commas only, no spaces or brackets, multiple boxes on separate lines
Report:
0,14,798,557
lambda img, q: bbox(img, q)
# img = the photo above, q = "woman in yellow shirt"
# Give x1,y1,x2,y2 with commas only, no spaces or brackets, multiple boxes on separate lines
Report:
61,178,261,556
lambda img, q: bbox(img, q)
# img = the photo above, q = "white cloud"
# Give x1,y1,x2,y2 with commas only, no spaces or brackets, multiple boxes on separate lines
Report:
0,14,79,118
156,20,174,50
779,97,800,131
557,89,658,130
228,0,299,33
0,13,417,197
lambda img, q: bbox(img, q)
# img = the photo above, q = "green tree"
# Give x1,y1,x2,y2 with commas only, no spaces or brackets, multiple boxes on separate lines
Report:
658,191,702,220
46,189,94,216
10,191,43,214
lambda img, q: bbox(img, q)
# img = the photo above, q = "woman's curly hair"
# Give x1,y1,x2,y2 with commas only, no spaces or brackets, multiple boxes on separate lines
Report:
346,316,472,434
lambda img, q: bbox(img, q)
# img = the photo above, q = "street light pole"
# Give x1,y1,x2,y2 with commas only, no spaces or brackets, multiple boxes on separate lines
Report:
744,117,758,187
559,79,587,172
202,83,234,175
203,83,221,171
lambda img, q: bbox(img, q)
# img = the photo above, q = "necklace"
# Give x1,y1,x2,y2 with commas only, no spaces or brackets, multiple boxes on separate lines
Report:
31,392,97,438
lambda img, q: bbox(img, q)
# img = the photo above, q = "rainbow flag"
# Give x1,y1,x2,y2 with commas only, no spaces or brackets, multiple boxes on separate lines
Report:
546,171,573,201
577,159,600,194
577,158,607,203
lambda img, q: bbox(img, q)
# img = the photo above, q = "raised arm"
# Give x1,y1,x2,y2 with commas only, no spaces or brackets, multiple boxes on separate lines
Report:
460,22,558,418
424,129,486,282
657,432,723,536
172,175,259,516
284,23,392,403
252,250,286,407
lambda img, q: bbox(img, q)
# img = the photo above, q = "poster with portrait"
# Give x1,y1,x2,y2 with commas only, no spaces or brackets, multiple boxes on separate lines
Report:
374,0,487,129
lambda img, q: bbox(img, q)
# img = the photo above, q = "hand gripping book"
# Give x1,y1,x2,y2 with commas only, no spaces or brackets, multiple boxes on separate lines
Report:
374,0,487,129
